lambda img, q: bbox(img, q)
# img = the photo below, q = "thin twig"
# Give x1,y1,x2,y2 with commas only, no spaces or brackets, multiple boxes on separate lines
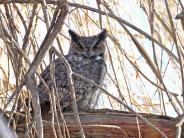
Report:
49,47,85,138
0,0,179,62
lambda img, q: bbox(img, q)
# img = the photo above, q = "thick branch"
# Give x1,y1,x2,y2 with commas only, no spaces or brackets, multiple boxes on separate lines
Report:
16,111,176,138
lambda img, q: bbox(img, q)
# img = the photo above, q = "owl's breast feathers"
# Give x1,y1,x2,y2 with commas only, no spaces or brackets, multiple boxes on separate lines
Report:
38,54,107,110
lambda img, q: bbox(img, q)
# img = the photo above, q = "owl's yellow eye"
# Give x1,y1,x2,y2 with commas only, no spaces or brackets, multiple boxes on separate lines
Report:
93,45,98,50
76,44,84,51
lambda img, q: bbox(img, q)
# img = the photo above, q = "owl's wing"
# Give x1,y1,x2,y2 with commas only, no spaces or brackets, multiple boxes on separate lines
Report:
91,60,107,109
97,61,107,85
38,57,84,108
37,58,67,104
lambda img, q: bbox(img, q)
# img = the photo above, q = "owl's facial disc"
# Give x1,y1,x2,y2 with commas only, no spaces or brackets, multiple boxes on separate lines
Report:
68,29,107,58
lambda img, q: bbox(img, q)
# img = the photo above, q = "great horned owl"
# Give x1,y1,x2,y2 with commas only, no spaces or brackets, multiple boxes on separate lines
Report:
38,29,107,111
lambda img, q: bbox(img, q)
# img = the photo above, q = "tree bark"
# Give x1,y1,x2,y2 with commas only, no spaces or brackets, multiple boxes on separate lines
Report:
16,110,176,138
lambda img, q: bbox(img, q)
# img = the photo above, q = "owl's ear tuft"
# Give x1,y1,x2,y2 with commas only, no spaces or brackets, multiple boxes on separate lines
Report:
68,29,80,42
97,29,107,41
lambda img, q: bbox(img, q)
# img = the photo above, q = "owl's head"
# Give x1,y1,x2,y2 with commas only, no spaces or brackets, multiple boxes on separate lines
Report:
68,29,107,58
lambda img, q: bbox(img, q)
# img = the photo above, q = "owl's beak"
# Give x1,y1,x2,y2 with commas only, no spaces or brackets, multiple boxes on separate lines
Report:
82,50,93,58
81,53,90,58
88,50,95,58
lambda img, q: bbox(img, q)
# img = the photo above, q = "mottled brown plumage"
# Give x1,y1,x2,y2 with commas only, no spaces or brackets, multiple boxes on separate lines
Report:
38,29,107,111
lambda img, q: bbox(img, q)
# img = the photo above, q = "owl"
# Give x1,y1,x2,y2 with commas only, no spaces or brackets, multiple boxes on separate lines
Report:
38,29,107,111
